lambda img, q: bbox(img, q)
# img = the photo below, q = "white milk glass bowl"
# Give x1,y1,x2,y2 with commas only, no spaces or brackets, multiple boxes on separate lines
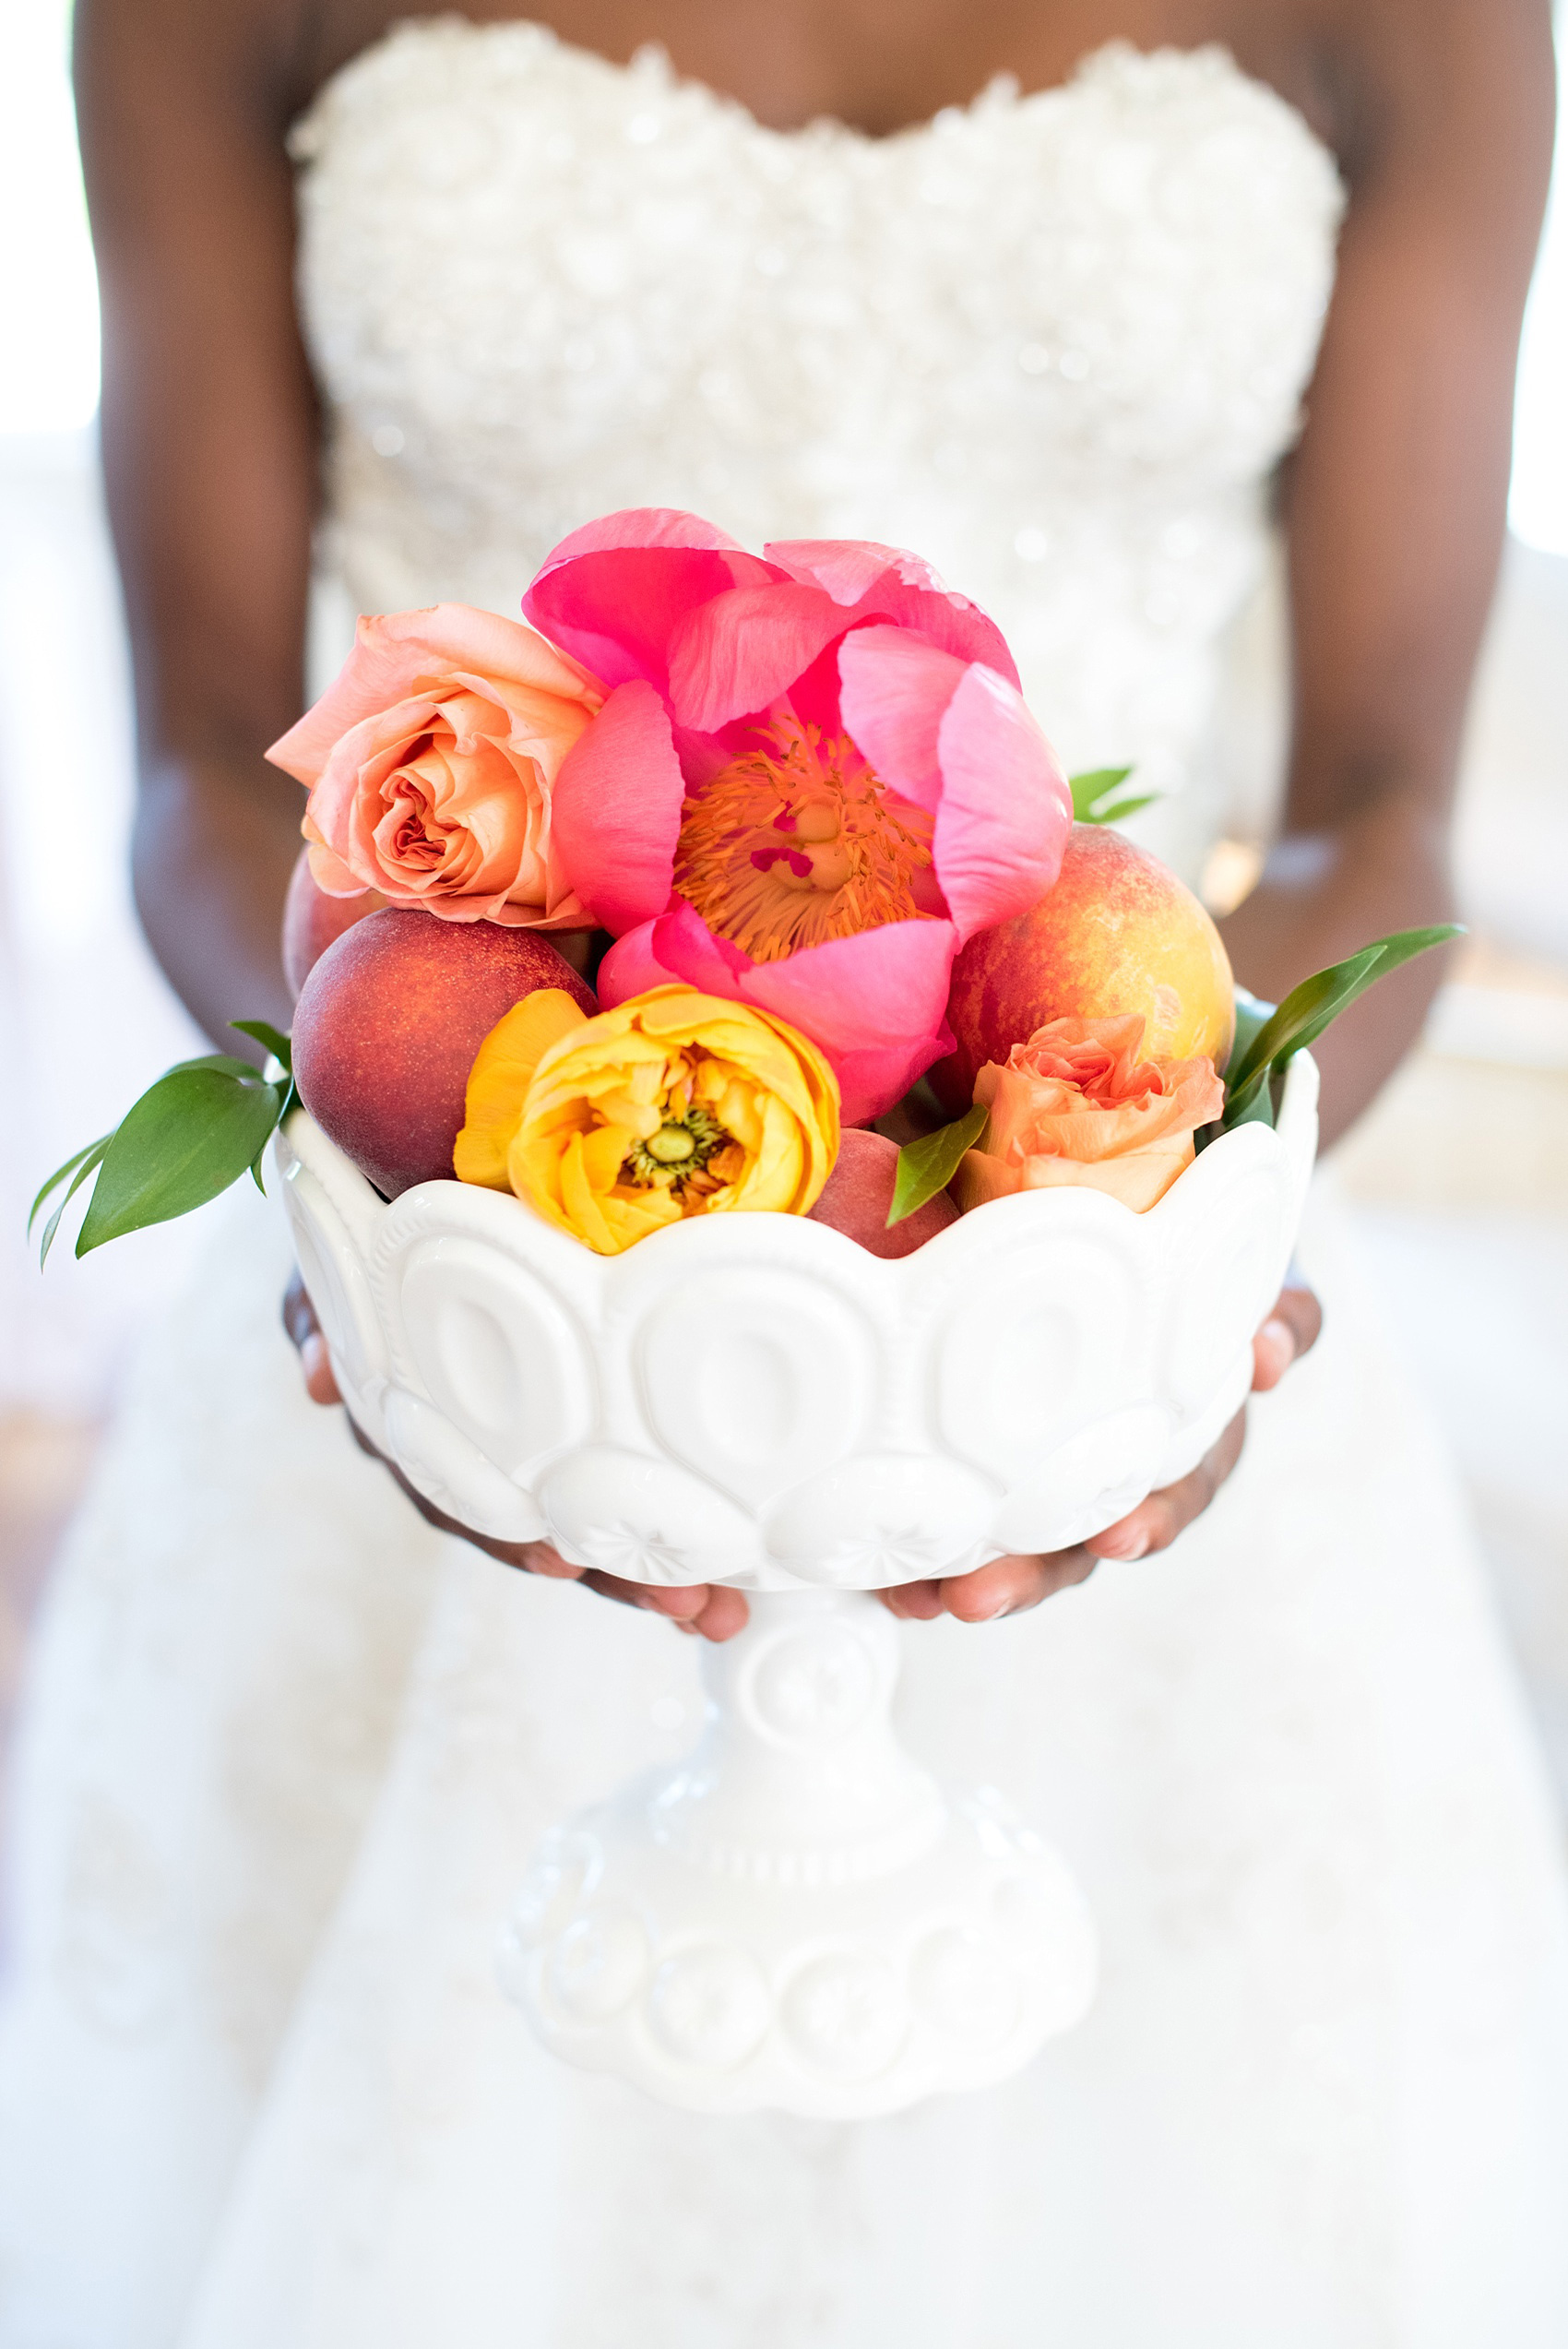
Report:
277,1052,1317,2116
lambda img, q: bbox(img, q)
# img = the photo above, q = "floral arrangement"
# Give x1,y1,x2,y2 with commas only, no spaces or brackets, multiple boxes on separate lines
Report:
33,509,1456,1268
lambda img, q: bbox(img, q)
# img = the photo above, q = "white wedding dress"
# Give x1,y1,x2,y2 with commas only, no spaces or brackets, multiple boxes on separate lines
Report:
5,27,1568,2348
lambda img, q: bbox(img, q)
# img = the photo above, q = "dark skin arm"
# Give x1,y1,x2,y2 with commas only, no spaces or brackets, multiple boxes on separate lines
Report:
1218,0,1555,1147
76,0,315,1057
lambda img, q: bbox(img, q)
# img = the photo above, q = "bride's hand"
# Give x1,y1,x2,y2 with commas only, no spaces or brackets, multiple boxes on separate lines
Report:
281,1273,748,1640
883,1277,1323,1626
284,1269,1319,1639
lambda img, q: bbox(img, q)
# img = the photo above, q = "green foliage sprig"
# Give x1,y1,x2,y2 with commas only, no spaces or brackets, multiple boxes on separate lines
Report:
884,1103,987,1228
30,1023,295,1266
1068,767,1160,827
1216,924,1462,1131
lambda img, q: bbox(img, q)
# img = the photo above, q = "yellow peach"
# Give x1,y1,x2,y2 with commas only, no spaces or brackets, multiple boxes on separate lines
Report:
931,825,1234,1115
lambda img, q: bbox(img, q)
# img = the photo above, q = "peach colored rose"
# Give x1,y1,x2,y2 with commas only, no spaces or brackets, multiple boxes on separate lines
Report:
954,1016,1224,1214
267,605,605,927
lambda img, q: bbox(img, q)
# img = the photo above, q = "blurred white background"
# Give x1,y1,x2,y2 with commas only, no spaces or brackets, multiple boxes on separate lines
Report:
1,5,1565,1797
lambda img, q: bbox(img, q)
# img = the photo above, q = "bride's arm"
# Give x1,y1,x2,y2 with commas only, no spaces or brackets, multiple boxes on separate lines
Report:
74,0,748,1636
75,0,319,1047
1218,0,1556,1150
916,0,1553,1627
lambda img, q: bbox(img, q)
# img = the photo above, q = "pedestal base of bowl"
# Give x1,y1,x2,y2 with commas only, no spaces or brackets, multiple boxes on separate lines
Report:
498,1591,1097,2116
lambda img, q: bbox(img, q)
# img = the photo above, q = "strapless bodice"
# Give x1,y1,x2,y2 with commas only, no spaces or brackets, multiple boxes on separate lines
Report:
291,21,1343,875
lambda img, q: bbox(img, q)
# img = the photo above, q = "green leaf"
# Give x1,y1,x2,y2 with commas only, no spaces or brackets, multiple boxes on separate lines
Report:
75,1067,286,1256
230,1019,292,1073
1227,1075,1280,1131
35,1136,113,1267
1225,987,1277,1080
1070,767,1131,819
1068,767,1160,827
1222,948,1382,1125
1222,923,1463,1129
29,1132,114,1237
887,1103,988,1227
166,1056,275,1086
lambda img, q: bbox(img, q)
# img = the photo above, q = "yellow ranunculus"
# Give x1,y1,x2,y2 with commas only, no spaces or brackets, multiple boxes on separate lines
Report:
455,984,840,1255
452,988,590,1189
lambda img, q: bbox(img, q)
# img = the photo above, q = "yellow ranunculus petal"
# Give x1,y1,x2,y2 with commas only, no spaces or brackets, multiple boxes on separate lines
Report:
504,985,840,1252
591,1089,663,1140
558,1131,616,1252
715,1076,762,1154
581,1122,635,1190
454,988,589,1188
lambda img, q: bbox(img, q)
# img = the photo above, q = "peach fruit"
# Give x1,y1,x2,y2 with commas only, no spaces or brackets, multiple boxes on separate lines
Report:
291,908,597,1197
281,850,386,999
807,1128,959,1258
932,823,1235,1114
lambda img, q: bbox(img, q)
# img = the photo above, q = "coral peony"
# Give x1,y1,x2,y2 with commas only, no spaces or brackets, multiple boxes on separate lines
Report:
955,1016,1224,1214
456,984,839,1256
267,604,604,927
525,509,1071,1120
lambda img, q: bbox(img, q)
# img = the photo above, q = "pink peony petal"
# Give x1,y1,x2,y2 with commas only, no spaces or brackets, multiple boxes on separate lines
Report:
532,507,753,567
549,680,686,934
523,509,781,692
835,625,967,812
764,539,936,605
738,919,956,1062
666,583,851,733
932,663,1073,942
597,898,752,1000
765,540,1020,685
267,605,599,786
599,903,956,1122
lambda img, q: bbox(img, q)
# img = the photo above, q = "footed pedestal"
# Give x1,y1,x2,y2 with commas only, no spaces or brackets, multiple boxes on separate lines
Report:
497,1590,1097,2117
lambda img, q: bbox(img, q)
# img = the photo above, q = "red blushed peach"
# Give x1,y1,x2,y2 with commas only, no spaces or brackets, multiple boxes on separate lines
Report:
932,824,1235,1115
807,1128,958,1258
291,908,597,1197
281,850,386,1000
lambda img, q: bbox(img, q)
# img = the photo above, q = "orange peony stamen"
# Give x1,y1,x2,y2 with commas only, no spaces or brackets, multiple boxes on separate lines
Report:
673,715,933,964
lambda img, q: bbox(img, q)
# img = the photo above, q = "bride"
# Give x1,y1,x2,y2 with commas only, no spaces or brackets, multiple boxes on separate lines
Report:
4,0,1567,2341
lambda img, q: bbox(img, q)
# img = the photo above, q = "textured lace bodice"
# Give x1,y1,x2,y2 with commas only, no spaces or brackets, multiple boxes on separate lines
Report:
291,22,1343,876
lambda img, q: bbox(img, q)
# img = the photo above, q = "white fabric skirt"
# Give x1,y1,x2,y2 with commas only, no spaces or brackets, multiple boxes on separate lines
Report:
3,1183,1567,2349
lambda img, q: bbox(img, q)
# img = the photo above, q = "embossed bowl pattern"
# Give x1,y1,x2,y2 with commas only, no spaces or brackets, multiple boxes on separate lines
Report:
276,1053,1316,1592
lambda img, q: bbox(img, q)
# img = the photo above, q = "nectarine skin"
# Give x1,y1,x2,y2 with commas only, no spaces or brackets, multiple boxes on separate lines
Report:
281,851,386,999
807,1128,958,1258
292,909,597,1197
931,824,1235,1114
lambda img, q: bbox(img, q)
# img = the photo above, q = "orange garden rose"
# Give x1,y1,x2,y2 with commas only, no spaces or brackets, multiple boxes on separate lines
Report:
455,986,839,1256
954,1016,1224,1214
267,605,604,927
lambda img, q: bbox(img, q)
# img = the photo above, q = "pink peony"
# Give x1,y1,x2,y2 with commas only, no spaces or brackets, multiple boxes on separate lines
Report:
955,1017,1225,1214
525,509,1071,1121
267,605,604,928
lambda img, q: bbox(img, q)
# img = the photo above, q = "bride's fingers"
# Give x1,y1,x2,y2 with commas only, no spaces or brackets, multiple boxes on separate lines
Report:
1087,1405,1248,1564
938,1546,1099,1623
881,1579,945,1620
579,1568,710,1619
689,1584,751,1642
1251,1278,1324,1392
918,1403,1254,1627
341,1405,744,1636
281,1271,342,1405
